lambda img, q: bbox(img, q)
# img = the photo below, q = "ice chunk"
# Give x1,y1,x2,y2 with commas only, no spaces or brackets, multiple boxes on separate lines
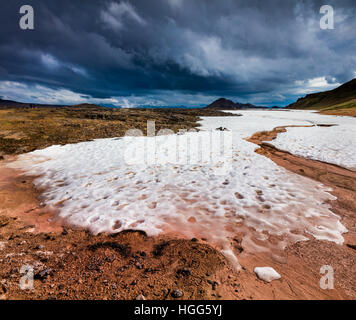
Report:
254,267,281,282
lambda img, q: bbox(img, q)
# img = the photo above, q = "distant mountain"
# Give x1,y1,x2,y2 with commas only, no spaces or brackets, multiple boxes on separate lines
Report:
205,98,262,109
0,99,109,110
0,98,67,109
205,98,236,109
287,78,356,110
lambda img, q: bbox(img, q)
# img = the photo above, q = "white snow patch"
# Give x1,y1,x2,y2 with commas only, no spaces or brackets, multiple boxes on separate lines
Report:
254,266,281,282
223,109,356,171
7,110,348,262
270,124,356,170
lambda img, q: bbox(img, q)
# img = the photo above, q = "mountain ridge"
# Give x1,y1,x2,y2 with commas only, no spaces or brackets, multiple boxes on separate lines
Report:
205,98,263,109
0,98,67,109
287,78,356,110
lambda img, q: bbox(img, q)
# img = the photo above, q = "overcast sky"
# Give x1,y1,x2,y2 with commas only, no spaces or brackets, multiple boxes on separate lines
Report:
1,0,355,107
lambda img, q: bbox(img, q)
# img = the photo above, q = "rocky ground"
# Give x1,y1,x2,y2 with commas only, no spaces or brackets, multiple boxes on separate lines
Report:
319,108,356,117
0,107,355,300
0,106,237,156
0,164,353,300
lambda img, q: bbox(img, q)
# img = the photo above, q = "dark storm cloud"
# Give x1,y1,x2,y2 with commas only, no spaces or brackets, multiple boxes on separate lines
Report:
0,0,355,106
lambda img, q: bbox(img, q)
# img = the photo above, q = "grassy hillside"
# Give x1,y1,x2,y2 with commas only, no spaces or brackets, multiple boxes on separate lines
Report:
287,78,356,116
317,99,356,116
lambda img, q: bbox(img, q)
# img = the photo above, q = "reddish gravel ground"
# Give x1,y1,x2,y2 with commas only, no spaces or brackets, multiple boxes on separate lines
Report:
0,126,355,300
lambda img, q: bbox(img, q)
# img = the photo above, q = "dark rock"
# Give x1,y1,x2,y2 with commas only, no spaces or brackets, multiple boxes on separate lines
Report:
234,192,244,199
207,280,219,290
44,234,55,241
104,255,115,263
8,234,18,240
86,258,102,271
216,127,229,131
35,268,53,280
152,241,169,256
177,268,191,277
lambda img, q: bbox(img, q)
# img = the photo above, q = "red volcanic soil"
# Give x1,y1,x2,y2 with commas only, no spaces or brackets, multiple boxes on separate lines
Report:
0,126,355,300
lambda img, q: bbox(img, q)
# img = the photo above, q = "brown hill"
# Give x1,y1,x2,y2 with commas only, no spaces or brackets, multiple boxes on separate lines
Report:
0,98,66,109
205,98,261,109
287,78,356,110
0,99,108,110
